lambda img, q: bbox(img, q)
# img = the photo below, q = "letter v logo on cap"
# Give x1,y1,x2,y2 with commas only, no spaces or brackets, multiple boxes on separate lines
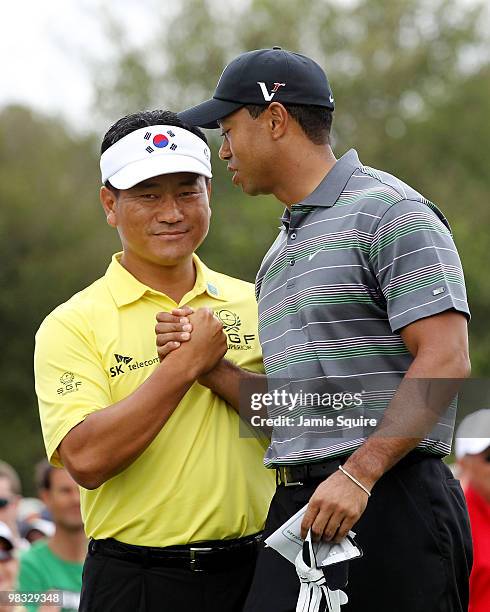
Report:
257,82,286,102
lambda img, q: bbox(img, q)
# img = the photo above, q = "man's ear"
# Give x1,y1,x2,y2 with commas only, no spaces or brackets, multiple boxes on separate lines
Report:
38,489,50,506
100,186,118,228
267,102,289,140
206,178,212,201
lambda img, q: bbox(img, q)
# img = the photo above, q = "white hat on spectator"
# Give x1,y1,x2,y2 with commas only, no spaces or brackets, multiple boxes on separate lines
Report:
17,497,45,523
455,409,490,459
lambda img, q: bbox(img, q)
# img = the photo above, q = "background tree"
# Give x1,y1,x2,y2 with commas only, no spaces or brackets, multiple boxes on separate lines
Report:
0,106,119,491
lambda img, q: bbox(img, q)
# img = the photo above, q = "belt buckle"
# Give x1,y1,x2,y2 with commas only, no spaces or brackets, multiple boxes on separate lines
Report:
280,466,303,488
189,547,212,572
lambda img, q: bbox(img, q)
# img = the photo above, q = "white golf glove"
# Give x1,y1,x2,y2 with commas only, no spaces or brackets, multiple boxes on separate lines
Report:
295,531,348,612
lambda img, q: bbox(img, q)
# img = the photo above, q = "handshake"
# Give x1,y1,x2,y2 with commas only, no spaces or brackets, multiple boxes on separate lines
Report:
154,306,229,380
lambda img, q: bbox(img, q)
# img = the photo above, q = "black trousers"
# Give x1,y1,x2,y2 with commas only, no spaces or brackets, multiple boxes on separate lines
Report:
79,541,257,612
244,456,473,612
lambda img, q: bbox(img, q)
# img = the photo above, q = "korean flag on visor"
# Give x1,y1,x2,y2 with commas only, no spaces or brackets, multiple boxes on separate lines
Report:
100,125,212,189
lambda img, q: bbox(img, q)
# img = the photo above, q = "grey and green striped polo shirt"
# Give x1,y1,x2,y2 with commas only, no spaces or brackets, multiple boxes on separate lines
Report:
255,149,469,466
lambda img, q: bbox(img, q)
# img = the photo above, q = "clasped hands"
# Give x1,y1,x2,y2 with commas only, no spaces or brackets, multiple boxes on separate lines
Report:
155,305,227,382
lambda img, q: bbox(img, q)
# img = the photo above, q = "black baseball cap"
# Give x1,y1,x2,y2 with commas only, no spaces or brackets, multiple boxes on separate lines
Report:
178,47,335,129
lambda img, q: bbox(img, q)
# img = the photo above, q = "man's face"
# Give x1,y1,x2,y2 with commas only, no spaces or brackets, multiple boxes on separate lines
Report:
0,478,18,530
459,447,490,503
218,108,275,196
40,469,83,532
101,172,211,267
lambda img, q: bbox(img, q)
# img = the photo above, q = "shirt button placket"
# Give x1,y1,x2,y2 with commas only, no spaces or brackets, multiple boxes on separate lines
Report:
289,229,297,267
287,227,296,286
286,222,297,379
287,218,302,378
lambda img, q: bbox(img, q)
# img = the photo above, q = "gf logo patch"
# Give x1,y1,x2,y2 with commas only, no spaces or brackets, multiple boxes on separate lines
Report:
215,309,241,332
214,310,256,351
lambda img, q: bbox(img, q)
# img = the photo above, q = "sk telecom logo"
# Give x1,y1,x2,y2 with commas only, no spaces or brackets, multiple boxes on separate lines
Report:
110,354,133,378
257,82,286,102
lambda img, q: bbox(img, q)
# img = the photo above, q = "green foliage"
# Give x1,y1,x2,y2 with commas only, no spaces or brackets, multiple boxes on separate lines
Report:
0,106,120,493
1,0,489,491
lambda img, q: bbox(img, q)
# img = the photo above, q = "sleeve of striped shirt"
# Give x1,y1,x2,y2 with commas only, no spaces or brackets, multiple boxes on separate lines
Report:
369,199,470,332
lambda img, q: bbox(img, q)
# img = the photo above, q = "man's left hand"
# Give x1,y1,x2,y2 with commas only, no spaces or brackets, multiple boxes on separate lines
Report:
300,469,370,544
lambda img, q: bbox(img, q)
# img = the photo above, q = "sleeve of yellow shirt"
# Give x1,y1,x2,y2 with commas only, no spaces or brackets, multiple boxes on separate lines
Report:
34,309,111,467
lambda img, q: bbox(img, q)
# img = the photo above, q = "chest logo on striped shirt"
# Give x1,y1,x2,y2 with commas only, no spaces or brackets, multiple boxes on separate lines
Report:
308,248,324,262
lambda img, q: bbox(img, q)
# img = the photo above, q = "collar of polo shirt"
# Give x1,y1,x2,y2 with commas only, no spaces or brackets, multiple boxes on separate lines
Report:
106,252,229,308
100,125,212,189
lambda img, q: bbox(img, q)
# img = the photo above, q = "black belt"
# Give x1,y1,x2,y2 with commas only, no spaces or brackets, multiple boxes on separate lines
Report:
89,533,262,572
276,458,346,487
275,450,433,487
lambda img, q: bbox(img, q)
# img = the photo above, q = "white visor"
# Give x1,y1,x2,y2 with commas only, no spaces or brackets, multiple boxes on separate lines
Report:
100,125,212,189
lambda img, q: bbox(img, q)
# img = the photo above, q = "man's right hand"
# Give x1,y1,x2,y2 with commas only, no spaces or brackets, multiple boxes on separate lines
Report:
157,307,228,378
155,305,195,360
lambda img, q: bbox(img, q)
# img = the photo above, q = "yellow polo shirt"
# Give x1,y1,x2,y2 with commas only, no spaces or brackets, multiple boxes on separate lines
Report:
34,253,274,547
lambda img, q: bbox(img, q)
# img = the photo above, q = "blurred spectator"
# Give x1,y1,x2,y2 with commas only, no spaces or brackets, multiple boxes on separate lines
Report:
17,461,86,612
456,409,490,612
17,498,54,544
0,521,22,612
19,519,55,545
17,498,46,524
0,462,22,543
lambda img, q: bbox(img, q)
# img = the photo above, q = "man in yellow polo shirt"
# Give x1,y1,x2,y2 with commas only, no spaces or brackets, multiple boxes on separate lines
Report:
34,109,275,612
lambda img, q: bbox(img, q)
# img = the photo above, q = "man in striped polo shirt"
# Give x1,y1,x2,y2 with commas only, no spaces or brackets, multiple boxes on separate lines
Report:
178,48,472,611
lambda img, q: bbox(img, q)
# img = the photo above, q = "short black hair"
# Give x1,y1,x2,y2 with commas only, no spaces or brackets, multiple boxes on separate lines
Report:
244,104,333,145
101,109,209,192
35,459,54,491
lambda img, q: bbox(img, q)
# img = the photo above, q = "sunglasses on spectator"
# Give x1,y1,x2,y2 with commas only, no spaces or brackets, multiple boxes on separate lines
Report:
0,549,14,562
0,498,12,508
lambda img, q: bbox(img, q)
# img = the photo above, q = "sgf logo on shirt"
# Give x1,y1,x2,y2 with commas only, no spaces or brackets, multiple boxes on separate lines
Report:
215,309,256,351
57,372,82,396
